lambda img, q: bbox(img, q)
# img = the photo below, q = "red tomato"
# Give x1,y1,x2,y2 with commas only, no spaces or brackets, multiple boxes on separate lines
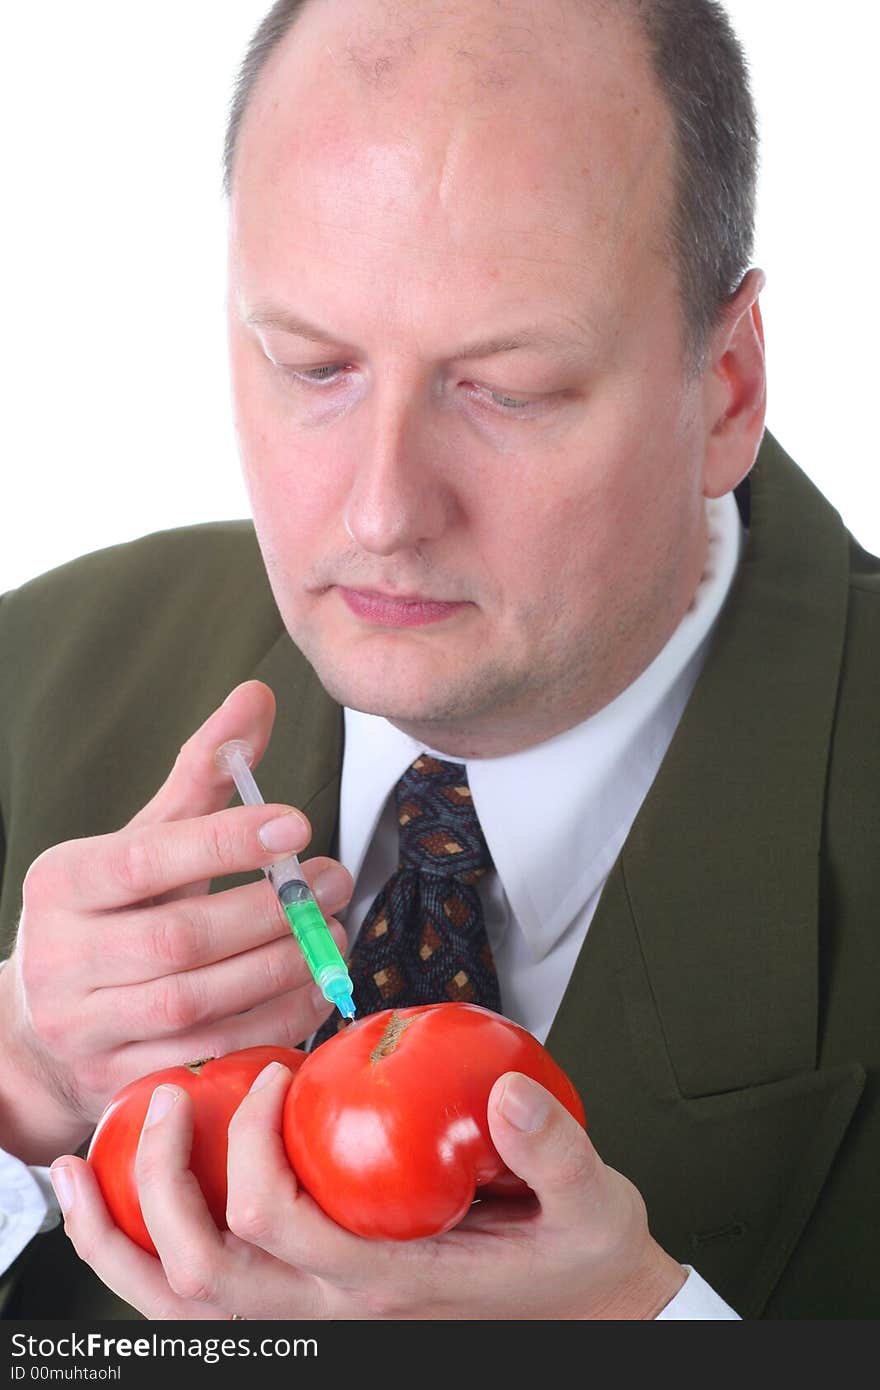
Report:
282,1003,586,1240
87,1045,306,1254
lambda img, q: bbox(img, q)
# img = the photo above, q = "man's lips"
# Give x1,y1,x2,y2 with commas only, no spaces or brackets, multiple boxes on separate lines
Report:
337,587,469,627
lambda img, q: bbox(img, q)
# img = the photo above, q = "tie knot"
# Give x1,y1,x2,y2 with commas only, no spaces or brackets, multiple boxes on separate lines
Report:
395,754,492,882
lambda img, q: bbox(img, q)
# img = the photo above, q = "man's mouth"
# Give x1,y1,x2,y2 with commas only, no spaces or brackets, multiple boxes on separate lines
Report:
336,587,469,627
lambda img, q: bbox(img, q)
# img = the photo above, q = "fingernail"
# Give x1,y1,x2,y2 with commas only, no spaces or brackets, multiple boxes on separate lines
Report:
312,865,351,905
310,985,331,1012
259,811,307,853
497,1074,551,1133
143,1084,180,1129
50,1164,74,1214
249,1061,285,1094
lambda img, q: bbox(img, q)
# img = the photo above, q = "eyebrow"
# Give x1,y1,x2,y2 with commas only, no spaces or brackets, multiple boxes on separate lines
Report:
243,306,586,360
245,308,341,346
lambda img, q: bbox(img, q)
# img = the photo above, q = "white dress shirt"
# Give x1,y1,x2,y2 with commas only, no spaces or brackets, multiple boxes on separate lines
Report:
0,491,742,1318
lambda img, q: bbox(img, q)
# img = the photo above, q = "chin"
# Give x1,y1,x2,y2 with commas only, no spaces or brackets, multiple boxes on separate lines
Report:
325,672,451,724
300,639,446,721
289,607,523,727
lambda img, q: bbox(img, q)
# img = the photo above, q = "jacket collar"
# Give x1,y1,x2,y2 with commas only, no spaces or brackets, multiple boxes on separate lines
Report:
549,432,851,1094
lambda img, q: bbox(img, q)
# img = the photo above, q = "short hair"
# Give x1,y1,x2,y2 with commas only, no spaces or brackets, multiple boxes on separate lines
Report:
223,0,758,371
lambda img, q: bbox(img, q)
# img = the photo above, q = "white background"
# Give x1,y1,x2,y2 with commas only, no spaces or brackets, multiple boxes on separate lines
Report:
1,1,877,593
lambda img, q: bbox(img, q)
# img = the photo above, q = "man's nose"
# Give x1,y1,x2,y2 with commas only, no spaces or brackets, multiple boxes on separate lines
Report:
342,393,458,557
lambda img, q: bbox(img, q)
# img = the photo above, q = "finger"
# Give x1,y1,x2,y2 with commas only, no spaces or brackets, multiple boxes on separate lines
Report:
134,1086,234,1312
137,1083,324,1319
54,802,312,912
85,869,351,987
301,856,355,920
226,1062,300,1235
102,913,348,1045
71,878,284,988
225,1062,402,1285
122,976,337,1067
129,680,277,827
487,1072,602,1228
225,1064,329,1317
7,913,342,1087
488,1075,688,1316
49,1156,217,1321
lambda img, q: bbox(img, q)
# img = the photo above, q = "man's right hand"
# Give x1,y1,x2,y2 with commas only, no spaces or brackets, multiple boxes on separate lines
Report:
0,680,351,1166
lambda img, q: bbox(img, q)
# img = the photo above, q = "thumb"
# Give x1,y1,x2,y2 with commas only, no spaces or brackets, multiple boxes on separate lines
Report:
487,1071,601,1225
128,679,277,828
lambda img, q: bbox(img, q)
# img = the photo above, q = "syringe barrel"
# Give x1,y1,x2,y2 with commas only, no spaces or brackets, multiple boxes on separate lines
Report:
279,886,350,985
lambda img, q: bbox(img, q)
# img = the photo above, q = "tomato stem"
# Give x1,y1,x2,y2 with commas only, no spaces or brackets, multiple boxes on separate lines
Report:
184,1058,215,1073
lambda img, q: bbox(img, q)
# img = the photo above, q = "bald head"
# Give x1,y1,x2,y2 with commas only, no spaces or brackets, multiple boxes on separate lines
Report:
224,0,757,368
233,0,672,312
227,0,686,405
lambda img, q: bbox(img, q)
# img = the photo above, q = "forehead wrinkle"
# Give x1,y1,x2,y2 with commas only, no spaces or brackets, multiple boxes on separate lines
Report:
242,0,670,225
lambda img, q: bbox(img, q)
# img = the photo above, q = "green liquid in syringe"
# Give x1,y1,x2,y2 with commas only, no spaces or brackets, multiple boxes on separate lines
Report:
282,896,347,979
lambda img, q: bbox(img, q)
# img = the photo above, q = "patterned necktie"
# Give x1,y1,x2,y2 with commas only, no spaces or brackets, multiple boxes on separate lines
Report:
311,754,501,1047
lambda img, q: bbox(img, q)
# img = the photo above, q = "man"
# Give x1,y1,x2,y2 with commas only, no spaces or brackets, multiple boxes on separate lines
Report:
0,0,877,1319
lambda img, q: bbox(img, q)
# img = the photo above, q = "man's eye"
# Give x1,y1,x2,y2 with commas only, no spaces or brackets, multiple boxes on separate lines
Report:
296,364,350,384
273,362,354,386
461,380,543,415
488,390,531,410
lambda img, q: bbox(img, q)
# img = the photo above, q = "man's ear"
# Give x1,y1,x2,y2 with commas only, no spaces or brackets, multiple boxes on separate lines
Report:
701,267,767,499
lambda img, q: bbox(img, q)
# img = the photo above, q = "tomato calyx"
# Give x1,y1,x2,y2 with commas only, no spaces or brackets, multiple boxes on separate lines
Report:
184,1057,215,1074
369,1010,412,1064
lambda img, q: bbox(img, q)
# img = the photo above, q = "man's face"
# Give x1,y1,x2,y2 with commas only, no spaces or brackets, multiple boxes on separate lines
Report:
228,0,715,756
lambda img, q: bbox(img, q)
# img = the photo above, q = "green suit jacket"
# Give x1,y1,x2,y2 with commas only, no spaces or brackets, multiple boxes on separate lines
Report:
1,433,878,1319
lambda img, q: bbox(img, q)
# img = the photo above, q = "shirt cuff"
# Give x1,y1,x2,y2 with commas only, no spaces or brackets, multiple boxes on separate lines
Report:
655,1265,741,1319
0,1148,62,1275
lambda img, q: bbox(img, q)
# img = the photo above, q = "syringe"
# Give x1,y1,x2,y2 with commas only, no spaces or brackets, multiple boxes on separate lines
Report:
214,739,356,1023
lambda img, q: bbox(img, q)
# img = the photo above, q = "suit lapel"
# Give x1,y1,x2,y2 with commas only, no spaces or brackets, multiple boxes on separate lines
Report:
616,433,851,1094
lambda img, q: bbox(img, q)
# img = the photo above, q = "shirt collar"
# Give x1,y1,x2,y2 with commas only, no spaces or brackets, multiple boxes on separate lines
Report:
340,491,743,958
